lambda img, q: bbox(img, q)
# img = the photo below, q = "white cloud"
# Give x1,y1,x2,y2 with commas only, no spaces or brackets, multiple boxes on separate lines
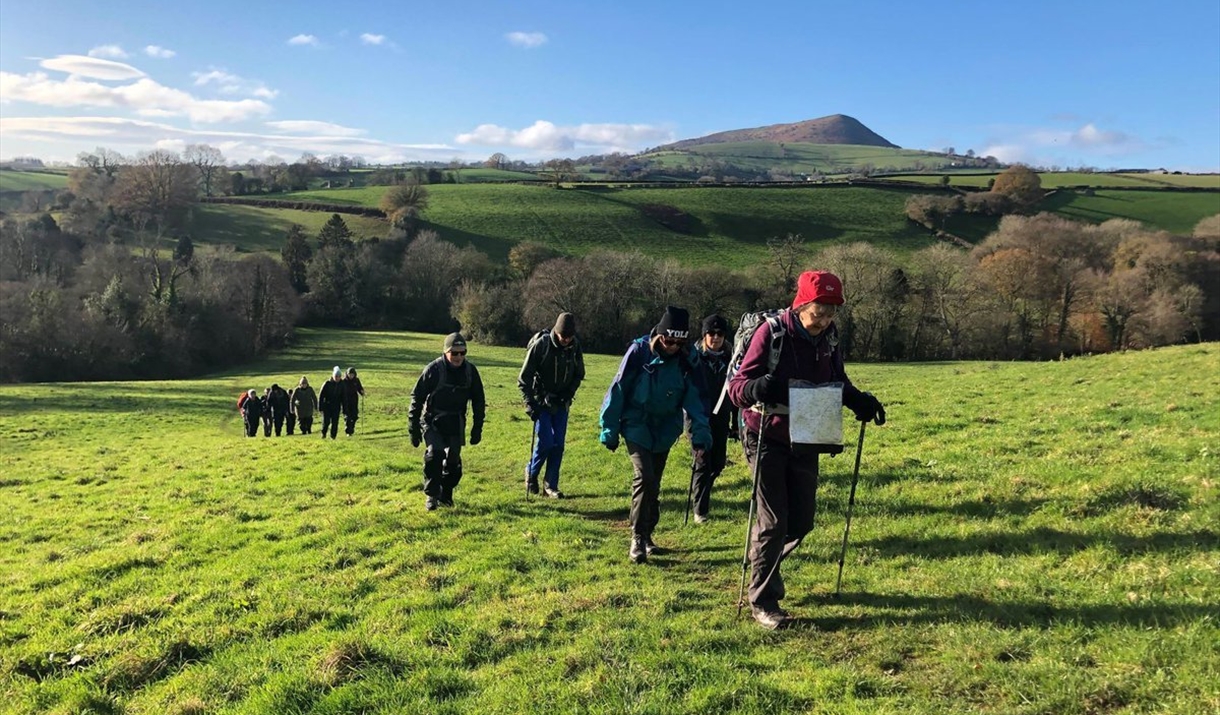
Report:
981,121,1148,166
1,71,271,123
360,33,386,45
0,115,457,164
145,45,176,59
506,31,548,49
192,69,279,99
265,120,366,137
456,119,673,154
38,54,145,81
288,34,319,47
88,45,129,59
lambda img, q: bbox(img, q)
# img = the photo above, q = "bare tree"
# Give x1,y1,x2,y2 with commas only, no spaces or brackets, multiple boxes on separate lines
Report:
112,150,198,231
183,144,226,196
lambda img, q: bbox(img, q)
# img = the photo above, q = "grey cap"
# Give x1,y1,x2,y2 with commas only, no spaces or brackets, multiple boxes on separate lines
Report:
443,332,467,353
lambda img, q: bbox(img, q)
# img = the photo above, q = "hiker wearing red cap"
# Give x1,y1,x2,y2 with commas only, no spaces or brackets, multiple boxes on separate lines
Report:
727,270,885,630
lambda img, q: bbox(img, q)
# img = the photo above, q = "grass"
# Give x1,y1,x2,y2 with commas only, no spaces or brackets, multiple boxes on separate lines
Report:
1,330,1217,714
882,172,1220,190
641,143,954,174
189,205,391,253
0,169,70,191
1043,189,1220,235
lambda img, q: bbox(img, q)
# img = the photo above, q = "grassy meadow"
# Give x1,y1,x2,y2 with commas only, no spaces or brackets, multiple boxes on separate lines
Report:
883,172,1220,190
0,169,70,192
640,143,953,174
1,329,1217,714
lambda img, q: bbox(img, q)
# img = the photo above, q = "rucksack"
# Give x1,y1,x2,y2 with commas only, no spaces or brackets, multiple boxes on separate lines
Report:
713,309,787,415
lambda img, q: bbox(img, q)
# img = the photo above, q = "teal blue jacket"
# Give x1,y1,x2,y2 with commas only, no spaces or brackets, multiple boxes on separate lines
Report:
599,336,712,452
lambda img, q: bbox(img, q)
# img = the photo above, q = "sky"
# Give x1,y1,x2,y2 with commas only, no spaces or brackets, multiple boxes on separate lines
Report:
1,0,1218,170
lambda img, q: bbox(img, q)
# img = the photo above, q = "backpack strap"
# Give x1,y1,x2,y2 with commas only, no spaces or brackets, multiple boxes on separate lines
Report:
764,311,787,375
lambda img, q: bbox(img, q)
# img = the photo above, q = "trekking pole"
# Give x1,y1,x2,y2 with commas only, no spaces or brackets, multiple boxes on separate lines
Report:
737,407,767,617
834,420,867,597
525,425,537,500
684,456,696,525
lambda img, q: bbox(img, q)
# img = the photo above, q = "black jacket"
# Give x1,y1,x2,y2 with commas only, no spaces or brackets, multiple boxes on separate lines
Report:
319,378,344,413
409,357,486,440
518,331,585,409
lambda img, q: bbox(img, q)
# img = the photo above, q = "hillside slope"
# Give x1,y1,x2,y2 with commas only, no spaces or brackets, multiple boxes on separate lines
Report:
1,331,1216,714
659,114,899,150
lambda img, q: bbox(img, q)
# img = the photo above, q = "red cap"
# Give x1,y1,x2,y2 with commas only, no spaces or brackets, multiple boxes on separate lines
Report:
792,270,844,308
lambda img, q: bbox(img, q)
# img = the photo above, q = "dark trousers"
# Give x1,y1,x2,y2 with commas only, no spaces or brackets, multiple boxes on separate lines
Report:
743,429,819,609
527,407,569,490
627,441,670,540
321,409,340,439
298,415,313,434
262,415,272,437
423,428,463,499
244,415,260,437
344,409,358,435
691,415,730,518
273,411,286,436
286,412,296,435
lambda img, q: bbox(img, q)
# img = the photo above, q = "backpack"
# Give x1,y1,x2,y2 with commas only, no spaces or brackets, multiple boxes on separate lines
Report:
713,309,787,415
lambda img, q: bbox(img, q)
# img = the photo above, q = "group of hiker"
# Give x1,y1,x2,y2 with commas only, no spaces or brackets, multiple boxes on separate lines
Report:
237,367,365,439
396,269,887,629
234,269,886,629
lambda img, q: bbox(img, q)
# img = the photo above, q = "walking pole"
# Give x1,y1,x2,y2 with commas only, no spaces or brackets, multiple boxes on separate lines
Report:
737,407,767,617
525,424,537,500
684,456,696,525
834,420,867,597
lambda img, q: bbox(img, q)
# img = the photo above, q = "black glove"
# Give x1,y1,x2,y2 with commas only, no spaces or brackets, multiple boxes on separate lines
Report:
409,427,422,449
851,392,886,425
470,426,482,445
525,402,539,422
744,374,786,405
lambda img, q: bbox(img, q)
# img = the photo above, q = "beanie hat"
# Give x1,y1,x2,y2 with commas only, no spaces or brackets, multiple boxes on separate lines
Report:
792,270,845,308
443,332,467,353
332,366,342,378
702,314,729,335
346,367,357,377
248,389,257,397
300,376,309,387
654,306,691,340
553,312,577,338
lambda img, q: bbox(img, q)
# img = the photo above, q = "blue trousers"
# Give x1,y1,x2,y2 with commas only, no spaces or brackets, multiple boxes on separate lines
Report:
527,408,569,490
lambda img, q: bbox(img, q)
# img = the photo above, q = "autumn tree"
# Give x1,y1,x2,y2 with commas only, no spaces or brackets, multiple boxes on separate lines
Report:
990,165,1044,211
379,183,430,232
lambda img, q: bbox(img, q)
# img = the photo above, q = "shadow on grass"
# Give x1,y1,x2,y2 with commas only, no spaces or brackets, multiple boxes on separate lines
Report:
792,590,1215,630
858,527,1218,558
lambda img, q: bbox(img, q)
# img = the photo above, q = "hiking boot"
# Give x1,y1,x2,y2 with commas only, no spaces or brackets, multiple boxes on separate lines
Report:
751,605,788,630
425,497,438,511
693,513,709,524
544,487,564,499
644,538,664,556
526,480,540,496
629,536,647,564
439,490,454,508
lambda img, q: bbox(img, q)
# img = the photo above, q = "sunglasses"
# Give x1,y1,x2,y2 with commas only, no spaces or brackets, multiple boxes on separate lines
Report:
658,336,688,348
706,330,725,337
449,350,467,357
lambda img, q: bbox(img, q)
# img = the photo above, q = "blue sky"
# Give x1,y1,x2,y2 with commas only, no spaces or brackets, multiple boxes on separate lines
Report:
1,0,1218,170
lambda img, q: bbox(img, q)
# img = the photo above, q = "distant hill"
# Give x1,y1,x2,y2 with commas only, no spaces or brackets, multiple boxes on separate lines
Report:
657,114,899,151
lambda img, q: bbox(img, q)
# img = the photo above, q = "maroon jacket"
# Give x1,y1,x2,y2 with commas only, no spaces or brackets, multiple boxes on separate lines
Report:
727,309,862,445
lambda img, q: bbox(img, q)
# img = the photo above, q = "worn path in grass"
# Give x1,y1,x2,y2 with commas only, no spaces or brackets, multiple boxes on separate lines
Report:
1,331,1217,714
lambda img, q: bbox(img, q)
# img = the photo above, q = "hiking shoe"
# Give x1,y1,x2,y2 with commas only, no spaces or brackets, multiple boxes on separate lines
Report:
693,513,709,524
425,497,438,511
544,487,564,499
644,538,663,556
751,606,788,630
526,480,540,496
629,536,647,564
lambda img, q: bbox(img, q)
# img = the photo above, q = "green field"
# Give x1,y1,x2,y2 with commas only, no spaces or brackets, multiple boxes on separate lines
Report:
1,330,1217,714
883,172,1220,190
0,169,70,191
254,184,939,267
190,205,391,252
1044,189,1220,235
641,143,957,175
